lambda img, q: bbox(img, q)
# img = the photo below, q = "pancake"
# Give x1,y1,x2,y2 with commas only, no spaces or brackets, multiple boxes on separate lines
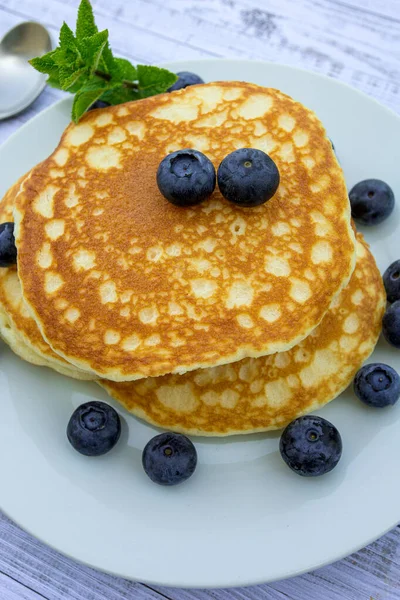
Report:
100,233,385,435
0,304,96,379
14,82,356,381
0,179,95,381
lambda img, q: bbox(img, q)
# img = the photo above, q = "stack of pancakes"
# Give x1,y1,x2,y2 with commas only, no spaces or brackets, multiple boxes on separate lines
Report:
0,82,385,435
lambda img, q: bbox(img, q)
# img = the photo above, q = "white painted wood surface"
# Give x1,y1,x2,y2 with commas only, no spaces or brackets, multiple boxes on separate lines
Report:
0,0,400,598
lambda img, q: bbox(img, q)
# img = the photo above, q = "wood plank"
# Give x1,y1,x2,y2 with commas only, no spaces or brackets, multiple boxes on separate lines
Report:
329,0,400,21
0,572,46,600
133,0,400,73
100,0,400,88
88,0,400,89
0,0,218,62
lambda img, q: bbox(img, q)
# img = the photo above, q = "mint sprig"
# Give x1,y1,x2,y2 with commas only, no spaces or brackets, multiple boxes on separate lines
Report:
29,0,177,122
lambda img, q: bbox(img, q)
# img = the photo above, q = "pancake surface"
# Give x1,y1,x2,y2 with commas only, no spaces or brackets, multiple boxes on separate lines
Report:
0,180,95,380
15,82,356,381
101,234,385,435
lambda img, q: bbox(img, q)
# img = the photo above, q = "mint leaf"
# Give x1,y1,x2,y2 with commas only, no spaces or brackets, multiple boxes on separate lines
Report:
99,42,115,74
79,30,109,73
29,50,58,75
58,23,85,76
100,86,138,106
111,57,137,82
29,50,64,89
90,37,108,74
136,64,177,97
72,81,107,122
29,0,179,122
59,67,87,92
59,22,80,56
76,0,98,39
47,73,63,89
50,46,71,67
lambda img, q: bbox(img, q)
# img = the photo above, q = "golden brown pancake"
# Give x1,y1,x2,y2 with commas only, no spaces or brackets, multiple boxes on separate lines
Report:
14,82,356,381
0,179,95,380
100,234,385,435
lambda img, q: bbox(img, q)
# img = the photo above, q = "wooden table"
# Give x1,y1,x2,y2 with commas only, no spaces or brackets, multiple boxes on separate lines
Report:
0,0,399,598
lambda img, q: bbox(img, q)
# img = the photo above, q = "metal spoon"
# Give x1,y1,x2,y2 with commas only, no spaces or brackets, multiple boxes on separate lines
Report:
0,22,52,120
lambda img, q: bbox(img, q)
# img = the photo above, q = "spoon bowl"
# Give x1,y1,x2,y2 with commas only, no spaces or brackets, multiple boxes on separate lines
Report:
0,22,52,120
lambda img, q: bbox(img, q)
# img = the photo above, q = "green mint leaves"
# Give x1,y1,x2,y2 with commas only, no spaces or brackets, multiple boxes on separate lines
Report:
76,0,98,39
29,0,177,122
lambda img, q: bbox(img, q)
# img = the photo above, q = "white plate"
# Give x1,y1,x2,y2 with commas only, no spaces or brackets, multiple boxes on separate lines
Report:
0,59,399,589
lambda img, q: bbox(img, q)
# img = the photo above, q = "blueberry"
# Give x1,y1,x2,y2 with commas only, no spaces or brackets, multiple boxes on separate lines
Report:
382,300,400,349
279,415,342,477
157,149,216,206
217,148,280,207
142,432,197,486
168,71,204,92
67,401,121,456
383,260,400,304
349,179,395,225
354,363,400,408
0,222,17,267
88,100,110,111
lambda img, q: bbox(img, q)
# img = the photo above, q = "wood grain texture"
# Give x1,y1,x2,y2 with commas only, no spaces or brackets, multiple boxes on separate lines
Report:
0,0,400,598
0,572,45,600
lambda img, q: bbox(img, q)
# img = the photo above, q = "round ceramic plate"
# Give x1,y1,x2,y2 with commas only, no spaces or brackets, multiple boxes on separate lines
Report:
0,60,399,589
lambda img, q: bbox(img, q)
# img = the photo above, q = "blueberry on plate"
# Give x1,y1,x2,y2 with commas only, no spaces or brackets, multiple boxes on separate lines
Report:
383,259,400,304
157,149,216,206
349,179,395,225
142,432,197,486
279,415,342,477
217,148,280,207
354,363,400,408
88,100,110,111
168,71,204,92
382,300,400,349
0,222,17,267
67,401,121,456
